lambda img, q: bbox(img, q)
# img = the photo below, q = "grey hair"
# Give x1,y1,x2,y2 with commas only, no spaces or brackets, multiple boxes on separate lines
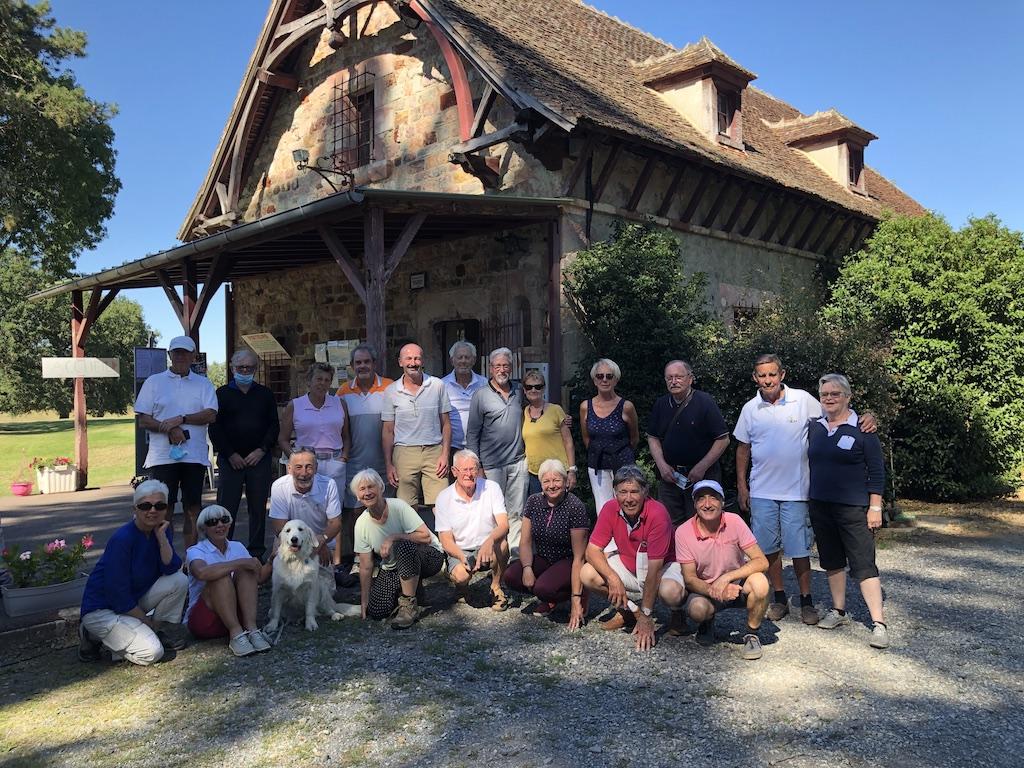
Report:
489,347,513,366
197,504,232,535
307,361,335,381
133,478,169,506
537,458,568,481
452,448,481,468
523,369,546,385
230,348,258,367
288,447,318,467
350,343,378,365
349,468,386,496
818,373,852,397
612,464,649,493
664,359,692,376
590,358,621,381
449,340,477,359
754,353,784,371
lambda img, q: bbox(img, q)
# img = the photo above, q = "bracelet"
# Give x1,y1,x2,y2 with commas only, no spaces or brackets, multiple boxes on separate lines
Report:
868,506,882,512
572,592,584,598
523,564,533,570
568,466,577,472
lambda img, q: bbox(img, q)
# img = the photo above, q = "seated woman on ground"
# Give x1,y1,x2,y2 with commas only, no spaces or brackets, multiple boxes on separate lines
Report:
352,469,445,630
185,504,274,657
503,459,590,627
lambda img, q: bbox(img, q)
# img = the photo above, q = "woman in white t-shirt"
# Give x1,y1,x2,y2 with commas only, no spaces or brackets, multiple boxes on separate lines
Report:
351,469,444,629
185,505,273,657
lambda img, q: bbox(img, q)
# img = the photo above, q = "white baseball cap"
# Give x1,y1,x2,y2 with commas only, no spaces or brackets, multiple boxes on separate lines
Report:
168,336,196,352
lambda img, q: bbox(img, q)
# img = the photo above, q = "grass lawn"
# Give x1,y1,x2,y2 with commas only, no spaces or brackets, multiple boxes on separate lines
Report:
0,412,136,496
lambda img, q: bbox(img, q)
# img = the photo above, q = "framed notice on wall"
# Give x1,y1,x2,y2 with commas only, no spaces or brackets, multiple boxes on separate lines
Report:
241,333,290,359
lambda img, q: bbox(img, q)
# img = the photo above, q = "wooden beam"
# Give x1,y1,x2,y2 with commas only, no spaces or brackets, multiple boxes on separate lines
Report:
701,177,733,229
848,219,874,254
626,157,656,212
722,183,753,233
761,196,790,243
190,253,233,332
364,206,387,359
71,290,88,490
823,216,855,256
593,141,622,203
409,1,474,141
450,121,529,155
679,168,711,223
561,134,597,197
155,269,185,321
318,225,368,304
740,187,772,237
384,212,427,282
214,182,230,216
778,203,808,246
182,259,199,344
656,165,686,218
547,219,562,393
794,205,825,250
95,288,121,319
809,208,840,253
470,84,497,138
256,68,299,90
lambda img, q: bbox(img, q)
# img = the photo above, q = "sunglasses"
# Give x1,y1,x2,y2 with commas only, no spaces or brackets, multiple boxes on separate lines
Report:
205,515,232,526
523,384,545,391
594,373,616,381
135,501,168,512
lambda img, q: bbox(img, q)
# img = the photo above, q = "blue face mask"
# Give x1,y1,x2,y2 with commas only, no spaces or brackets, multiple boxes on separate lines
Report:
169,444,188,461
233,372,255,386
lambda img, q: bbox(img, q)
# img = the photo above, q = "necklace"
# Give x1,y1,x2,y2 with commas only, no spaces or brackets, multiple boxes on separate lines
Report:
529,403,546,423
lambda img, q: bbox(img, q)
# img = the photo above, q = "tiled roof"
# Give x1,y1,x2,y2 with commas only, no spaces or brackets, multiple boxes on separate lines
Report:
767,109,878,146
430,0,924,218
632,37,756,86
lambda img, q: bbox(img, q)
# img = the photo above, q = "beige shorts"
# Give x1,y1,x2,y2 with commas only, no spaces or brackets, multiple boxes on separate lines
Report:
393,444,447,506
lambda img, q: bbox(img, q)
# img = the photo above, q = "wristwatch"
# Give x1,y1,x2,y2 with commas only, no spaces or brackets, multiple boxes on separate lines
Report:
568,465,577,472
641,607,653,617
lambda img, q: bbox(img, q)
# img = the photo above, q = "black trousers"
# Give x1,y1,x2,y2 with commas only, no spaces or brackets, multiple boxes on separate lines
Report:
657,463,722,526
217,453,272,558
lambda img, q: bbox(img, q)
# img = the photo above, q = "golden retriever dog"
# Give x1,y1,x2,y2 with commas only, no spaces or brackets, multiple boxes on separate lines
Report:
266,520,355,632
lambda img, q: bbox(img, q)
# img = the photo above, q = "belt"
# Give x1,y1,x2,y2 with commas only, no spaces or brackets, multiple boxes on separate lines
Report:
299,447,344,461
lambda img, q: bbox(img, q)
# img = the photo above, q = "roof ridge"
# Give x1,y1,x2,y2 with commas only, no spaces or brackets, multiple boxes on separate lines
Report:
766,108,849,128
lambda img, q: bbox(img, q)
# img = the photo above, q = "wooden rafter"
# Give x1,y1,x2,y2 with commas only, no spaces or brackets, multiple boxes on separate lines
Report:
740,187,772,238
778,203,808,246
593,142,622,203
450,121,530,155
385,212,427,281
679,168,711,223
657,165,686,218
761,196,790,242
189,253,234,331
701,177,733,229
809,208,840,252
470,85,497,138
823,216,855,256
561,134,597,197
722,183,753,233
256,68,299,90
626,157,656,212
318,225,367,304
155,269,185,319
794,205,825,250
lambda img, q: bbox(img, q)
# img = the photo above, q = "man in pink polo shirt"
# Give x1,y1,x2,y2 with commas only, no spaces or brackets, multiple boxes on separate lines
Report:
581,465,685,651
676,480,769,660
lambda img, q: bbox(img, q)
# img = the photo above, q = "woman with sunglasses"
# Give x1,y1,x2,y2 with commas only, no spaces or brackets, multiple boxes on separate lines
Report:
79,479,190,666
580,359,639,512
521,370,577,496
185,504,274,656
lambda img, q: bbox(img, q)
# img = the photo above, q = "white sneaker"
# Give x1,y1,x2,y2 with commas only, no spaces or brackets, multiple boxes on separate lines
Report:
247,629,272,652
229,632,257,657
817,608,851,630
869,622,890,649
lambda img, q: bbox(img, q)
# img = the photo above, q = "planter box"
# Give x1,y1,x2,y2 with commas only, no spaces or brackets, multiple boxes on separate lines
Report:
36,465,78,494
2,574,87,617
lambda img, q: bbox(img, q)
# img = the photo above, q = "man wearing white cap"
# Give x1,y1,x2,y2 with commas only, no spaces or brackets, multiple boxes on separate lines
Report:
135,336,218,547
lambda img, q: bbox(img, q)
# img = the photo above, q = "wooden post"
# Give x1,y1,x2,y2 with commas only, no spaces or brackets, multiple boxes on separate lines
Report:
71,290,89,490
364,205,387,359
547,219,563,393
183,258,199,349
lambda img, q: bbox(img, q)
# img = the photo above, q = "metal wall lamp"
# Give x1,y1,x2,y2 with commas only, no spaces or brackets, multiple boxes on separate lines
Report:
292,148,355,193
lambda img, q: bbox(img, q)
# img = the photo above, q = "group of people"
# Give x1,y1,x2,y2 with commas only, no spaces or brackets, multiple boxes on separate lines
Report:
78,338,888,665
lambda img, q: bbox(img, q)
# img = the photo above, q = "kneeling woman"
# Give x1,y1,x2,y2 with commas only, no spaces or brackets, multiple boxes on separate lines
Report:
185,505,273,657
351,469,444,629
503,459,589,627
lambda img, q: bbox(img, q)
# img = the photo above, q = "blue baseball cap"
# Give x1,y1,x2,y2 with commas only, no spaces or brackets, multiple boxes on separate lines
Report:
691,479,725,500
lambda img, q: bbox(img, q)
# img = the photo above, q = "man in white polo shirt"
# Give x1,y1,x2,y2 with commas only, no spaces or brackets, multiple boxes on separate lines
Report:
135,335,218,547
268,449,341,566
382,343,452,513
434,449,510,610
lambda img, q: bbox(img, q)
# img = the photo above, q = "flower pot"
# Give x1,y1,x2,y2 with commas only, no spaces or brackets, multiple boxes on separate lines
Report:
1,574,88,617
9,482,33,496
36,465,78,494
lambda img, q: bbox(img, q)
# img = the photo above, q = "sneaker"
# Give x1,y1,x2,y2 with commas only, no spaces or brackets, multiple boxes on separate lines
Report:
869,622,890,649
391,595,419,630
532,601,556,616
742,633,763,660
78,623,101,662
600,610,633,631
154,621,189,650
247,629,272,652
229,632,257,657
766,601,789,621
800,604,820,625
817,608,852,630
666,609,687,636
695,618,715,647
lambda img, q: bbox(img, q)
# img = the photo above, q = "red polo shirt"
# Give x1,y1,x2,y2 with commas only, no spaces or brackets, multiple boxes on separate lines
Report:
590,498,674,574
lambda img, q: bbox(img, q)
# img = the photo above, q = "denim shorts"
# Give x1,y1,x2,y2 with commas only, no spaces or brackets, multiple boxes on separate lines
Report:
749,498,813,558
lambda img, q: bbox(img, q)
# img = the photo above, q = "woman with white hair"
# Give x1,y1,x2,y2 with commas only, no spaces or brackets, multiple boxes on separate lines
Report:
351,468,444,629
580,358,639,512
503,459,590,626
79,479,189,666
185,504,273,657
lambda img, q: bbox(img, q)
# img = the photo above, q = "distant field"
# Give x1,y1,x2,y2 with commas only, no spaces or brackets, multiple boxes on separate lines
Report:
0,412,136,497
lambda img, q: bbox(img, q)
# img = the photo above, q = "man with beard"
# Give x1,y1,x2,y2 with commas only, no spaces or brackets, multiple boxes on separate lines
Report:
268,449,341,566
466,347,529,556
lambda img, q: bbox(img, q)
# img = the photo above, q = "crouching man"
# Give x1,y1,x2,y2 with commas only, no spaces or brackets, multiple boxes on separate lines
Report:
677,480,769,660
580,465,685,651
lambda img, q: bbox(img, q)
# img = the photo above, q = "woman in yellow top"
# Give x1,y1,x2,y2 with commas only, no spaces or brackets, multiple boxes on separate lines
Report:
521,370,577,496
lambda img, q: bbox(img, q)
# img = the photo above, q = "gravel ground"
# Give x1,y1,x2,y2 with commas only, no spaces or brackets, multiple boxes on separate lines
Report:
1,502,1022,768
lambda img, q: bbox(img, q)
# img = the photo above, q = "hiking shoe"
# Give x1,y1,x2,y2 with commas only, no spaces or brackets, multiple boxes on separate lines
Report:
766,601,789,621
817,608,851,630
78,623,101,663
742,633,763,660
800,604,820,625
154,621,190,650
600,610,634,631
869,622,890,649
695,619,715,647
666,609,687,636
229,632,257,657
490,589,509,612
391,595,419,630
247,629,272,652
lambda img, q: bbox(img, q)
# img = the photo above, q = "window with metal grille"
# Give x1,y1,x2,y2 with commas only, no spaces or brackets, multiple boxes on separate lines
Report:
331,73,375,172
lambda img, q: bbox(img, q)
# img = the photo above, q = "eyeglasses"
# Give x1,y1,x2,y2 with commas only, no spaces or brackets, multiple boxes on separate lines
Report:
452,465,478,474
135,501,169,512
233,365,256,373
204,516,232,526
523,384,545,391
819,391,848,400
665,374,691,382
594,373,616,381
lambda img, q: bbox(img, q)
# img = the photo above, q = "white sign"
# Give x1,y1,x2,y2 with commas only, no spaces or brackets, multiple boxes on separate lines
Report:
242,333,290,359
42,357,120,379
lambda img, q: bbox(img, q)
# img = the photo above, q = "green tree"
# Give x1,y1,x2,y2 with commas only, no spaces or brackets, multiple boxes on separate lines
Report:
825,214,1024,499
206,361,227,389
0,0,119,273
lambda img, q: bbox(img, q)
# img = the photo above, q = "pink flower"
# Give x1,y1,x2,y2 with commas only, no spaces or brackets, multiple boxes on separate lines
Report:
44,539,66,554
81,534,94,549
19,551,31,561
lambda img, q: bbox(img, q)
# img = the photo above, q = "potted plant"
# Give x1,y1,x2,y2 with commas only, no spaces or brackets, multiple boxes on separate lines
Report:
9,460,33,496
1,534,94,616
31,456,79,494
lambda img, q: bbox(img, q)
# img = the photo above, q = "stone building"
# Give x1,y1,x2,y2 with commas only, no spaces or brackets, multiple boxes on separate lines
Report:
36,0,923,406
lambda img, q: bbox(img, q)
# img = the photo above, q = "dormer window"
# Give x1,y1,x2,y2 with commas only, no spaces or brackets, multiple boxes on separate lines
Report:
717,89,738,137
767,110,876,195
847,145,864,191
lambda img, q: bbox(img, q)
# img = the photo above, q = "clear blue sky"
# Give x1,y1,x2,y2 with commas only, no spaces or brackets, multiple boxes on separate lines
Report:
52,0,1023,364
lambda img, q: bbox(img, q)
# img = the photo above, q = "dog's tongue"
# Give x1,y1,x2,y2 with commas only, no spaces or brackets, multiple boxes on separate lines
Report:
290,543,301,551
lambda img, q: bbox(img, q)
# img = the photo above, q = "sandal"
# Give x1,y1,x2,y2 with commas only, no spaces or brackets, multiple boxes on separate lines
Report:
490,589,509,612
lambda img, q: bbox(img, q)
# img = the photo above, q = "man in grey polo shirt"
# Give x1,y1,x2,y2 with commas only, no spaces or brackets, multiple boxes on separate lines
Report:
466,347,529,556
382,343,452,515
